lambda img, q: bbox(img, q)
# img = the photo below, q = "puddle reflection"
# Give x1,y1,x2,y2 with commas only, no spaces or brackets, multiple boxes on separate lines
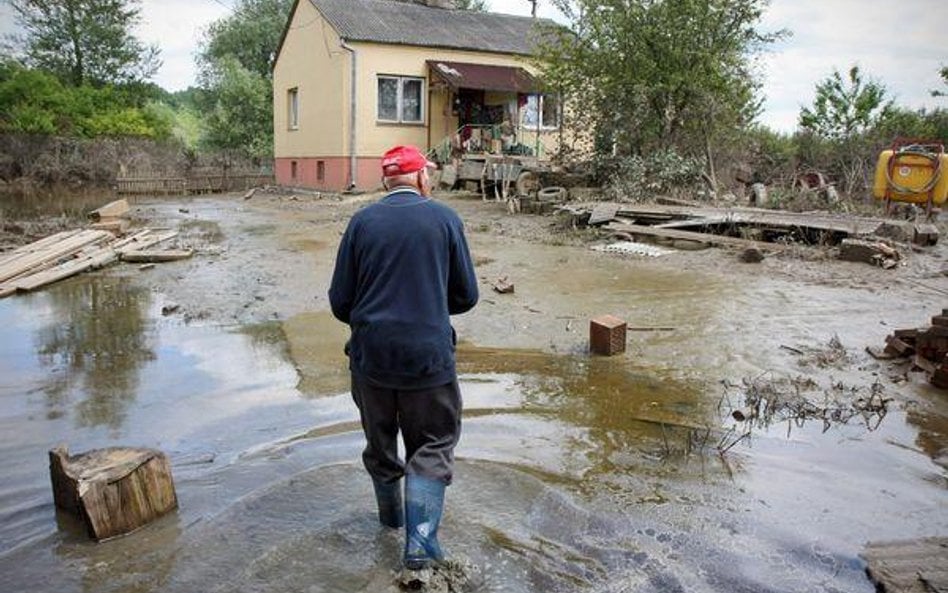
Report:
34,278,154,429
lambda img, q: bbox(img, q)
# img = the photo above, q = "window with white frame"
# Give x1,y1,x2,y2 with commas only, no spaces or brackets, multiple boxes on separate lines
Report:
522,93,559,129
288,87,299,130
377,76,424,124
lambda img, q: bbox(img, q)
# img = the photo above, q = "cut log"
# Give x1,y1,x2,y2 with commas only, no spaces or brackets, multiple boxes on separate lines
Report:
120,249,193,263
88,199,129,222
49,445,177,540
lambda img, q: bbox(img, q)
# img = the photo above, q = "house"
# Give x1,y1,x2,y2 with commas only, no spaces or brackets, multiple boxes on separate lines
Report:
272,0,561,191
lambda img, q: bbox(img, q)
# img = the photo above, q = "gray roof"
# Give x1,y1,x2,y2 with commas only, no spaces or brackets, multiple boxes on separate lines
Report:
309,0,549,56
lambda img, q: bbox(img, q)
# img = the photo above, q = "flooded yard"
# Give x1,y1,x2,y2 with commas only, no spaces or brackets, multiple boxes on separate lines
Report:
1,192,946,592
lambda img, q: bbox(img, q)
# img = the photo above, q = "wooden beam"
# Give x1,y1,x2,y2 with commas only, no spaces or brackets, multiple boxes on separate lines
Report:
604,222,794,251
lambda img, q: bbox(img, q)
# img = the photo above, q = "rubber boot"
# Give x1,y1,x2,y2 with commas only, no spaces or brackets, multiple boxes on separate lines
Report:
373,479,404,529
403,475,446,570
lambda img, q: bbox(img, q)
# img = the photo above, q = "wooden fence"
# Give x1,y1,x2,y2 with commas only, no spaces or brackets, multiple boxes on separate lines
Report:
115,173,275,195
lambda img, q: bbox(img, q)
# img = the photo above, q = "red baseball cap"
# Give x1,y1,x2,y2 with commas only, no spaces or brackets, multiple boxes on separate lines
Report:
381,145,435,177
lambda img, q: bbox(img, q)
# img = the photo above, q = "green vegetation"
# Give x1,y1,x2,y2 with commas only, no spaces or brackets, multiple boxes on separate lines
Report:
0,0,944,201
455,0,489,10
196,0,293,157
538,2,945,203
8,0,159,86
537,0,785,194
0,61,172,139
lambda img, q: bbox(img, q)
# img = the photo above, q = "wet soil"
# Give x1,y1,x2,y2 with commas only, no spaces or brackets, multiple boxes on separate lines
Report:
1,190,946,593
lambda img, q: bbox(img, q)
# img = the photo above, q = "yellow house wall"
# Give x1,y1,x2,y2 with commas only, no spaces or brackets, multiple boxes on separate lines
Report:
349,42,559,157
272,0,347,158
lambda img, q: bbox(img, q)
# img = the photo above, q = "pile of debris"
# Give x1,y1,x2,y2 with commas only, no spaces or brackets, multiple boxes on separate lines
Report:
0,199,190,298
557,201,940,263
874,311,948,388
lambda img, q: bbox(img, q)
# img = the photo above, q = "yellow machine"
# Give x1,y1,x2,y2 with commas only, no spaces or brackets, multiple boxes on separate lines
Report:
873,140,948,213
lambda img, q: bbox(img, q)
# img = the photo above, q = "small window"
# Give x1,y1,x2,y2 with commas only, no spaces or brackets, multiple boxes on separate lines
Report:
522,94,559,129
317,160,325,182
290,160,298,180
377,76,425,124
288,87,299,130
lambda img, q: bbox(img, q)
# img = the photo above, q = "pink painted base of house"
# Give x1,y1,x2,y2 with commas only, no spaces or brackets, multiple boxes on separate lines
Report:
275,157,383,192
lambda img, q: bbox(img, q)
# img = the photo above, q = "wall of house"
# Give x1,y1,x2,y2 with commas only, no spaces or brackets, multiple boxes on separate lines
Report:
272,0,349,189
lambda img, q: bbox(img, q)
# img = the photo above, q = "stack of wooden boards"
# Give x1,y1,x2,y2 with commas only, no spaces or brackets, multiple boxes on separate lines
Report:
0,199,192,298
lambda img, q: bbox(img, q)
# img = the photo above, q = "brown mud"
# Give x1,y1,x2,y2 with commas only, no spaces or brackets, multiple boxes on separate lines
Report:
0,190,946,593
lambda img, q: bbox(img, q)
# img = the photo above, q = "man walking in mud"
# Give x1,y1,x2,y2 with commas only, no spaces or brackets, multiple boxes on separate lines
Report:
329,145,479,573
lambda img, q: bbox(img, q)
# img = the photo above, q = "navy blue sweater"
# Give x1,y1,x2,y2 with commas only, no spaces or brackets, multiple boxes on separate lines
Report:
328,189,479,389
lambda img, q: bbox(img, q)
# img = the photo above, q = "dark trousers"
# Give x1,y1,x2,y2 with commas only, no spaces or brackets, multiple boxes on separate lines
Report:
350,374,462,485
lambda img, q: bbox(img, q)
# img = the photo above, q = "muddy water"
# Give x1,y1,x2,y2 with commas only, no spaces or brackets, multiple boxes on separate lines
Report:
1,234,947,592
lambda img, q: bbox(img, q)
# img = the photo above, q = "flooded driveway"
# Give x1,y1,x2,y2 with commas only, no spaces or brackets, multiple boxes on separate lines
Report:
1,194,946,592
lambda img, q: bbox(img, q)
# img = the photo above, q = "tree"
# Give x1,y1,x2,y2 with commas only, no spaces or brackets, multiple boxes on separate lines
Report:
799,66,893,140
933,66,947,98
536,0,782,194
201,57,271,156
455,0,489,10
0,61,171,138
199,0,293,81
7,0,160,87
798,66,896,196
197,0,291,156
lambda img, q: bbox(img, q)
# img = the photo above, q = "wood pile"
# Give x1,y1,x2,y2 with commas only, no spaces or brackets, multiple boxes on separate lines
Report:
875,310,948,389
49,445,177,540
0,226,182,298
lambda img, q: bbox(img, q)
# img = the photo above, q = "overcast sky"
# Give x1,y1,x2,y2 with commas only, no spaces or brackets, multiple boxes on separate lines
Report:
1,0,945,132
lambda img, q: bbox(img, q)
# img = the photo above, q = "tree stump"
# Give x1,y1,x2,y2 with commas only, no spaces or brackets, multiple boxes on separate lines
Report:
49,445,178,540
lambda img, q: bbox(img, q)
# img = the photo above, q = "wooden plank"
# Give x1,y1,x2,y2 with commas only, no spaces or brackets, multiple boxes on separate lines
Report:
863,537,948,593
88,199,129,222
607,203,884,236
588,203,620,226
114,230,177,254
10,245,118,292
0,230,112,283
1,230,82,259
120,249,193,263
604,222,793,252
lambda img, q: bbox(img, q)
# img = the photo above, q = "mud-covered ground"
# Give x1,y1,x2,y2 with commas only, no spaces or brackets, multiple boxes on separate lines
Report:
1,189,947,593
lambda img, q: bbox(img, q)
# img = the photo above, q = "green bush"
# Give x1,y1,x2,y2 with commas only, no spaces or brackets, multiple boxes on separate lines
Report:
0,62,173,139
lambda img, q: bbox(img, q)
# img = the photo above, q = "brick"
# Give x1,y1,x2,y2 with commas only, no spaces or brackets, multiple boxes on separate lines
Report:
931,315,948,327
884,335,915,356
914,223,939,246
925,325,948,338
894,328,919,339
913,354,937,374
932,367,948,389
590,314,627,356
